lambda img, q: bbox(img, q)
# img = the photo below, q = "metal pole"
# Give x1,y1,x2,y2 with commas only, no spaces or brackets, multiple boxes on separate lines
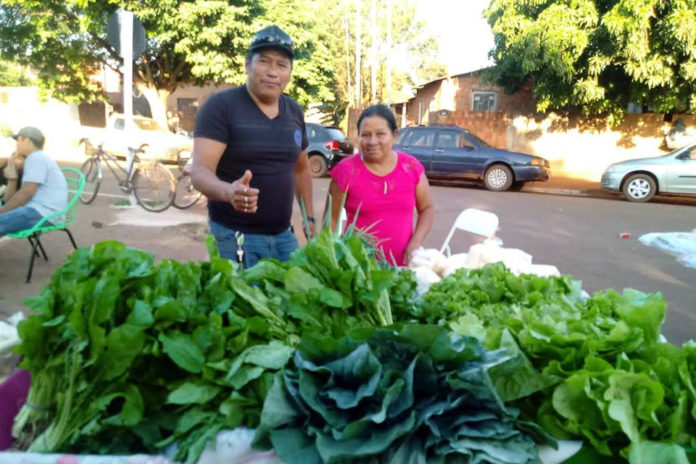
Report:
119,9,136,205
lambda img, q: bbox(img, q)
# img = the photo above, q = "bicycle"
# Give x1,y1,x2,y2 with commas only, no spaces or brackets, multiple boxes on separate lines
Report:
173,151,202,209
78,140,177,212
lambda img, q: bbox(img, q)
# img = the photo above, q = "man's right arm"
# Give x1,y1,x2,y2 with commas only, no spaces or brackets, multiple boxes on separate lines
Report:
191,137,260,213
191,137,231,202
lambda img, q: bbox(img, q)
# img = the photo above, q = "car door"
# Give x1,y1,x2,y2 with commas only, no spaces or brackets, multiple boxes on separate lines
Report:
431,130,477,179
460,133,494,177
665,146,696,193
396,128,434,172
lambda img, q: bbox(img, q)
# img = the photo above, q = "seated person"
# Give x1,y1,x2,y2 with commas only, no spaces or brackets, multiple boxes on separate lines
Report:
0,152,24,204
0,127,67,236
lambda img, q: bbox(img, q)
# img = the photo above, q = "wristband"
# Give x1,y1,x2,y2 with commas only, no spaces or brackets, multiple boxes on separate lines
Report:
305,216,315,223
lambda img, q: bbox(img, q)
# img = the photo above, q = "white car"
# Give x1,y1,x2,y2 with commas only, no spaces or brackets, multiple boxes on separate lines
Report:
601,144,696,202
82,114,192,164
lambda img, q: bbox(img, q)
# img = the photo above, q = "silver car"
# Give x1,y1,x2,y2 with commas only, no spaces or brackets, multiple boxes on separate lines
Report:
601,144,696,202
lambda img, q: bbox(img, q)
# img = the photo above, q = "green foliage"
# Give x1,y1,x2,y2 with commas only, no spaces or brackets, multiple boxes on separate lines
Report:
11,229,417,461
485,0,696,121
419,263,696,464
0,60,32,86
253,324,552,464
0,1,273,104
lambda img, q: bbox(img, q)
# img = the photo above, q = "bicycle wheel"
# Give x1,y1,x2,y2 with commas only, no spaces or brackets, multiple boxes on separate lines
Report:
79,158,101,204
173,174,202,209
132,161,176,212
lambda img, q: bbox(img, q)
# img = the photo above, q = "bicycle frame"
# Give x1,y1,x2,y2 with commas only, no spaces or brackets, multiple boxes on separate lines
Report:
91,148,141,193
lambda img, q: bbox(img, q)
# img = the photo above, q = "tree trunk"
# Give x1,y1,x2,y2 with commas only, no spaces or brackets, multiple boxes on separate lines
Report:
137,84,171,132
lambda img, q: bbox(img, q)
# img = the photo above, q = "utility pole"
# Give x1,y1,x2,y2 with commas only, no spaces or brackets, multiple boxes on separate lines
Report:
343,15,352,107
386,0,392,104
370,0,377,103
355,0,362,108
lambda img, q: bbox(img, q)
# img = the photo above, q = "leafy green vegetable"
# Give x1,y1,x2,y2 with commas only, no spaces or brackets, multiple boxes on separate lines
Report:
419,263,696,464
254,325,554,464
12,229,418,461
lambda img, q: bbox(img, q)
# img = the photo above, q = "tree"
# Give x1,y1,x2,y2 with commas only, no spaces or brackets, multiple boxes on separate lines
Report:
331,0,445,116
485,0,696,123
0,60,32,86
253,0,342,119
0,0,262,128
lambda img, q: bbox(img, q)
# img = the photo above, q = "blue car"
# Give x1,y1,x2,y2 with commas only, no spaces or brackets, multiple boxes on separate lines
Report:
393,125,550,191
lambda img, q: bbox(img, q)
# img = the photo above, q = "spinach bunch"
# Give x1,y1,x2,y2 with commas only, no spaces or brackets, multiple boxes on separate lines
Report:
12,229,417,462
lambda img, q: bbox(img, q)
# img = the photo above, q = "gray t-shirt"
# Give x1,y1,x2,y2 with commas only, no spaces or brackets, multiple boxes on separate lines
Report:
22,151,67,217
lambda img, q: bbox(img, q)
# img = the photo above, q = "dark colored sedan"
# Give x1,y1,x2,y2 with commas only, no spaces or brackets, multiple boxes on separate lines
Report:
393,125,550,191
306,123,354,177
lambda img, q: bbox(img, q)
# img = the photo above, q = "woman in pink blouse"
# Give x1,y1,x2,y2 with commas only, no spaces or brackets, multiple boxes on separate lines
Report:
328,105,434,266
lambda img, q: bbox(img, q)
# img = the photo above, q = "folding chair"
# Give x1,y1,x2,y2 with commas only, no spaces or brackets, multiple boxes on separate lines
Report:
440,208,499,257
8,168,86,282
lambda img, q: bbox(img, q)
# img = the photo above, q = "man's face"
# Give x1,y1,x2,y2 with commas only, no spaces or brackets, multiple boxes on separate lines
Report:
245,49,292,103
15,136,33,157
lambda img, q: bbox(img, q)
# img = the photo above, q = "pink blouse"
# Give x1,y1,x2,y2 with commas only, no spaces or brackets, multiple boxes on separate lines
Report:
329,152,424,266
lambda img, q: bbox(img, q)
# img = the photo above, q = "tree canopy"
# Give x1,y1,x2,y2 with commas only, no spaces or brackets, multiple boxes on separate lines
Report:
485,0,696,122
0,0,443,126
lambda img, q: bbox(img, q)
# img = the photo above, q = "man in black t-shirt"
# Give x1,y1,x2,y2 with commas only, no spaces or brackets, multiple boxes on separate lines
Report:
191,25,315,267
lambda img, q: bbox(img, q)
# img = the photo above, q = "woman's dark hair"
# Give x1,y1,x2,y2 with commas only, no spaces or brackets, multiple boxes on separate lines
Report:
357,104,398,133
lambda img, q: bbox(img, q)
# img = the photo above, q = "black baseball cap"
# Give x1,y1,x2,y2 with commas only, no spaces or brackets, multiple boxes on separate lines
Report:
248,25,294,59
11,126,45,147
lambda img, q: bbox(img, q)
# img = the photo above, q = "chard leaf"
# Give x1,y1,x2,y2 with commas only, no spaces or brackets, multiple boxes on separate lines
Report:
167,382,222,405
159,331,205,374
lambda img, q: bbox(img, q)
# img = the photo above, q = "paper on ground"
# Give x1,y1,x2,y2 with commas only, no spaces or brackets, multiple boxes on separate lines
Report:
639,228,696,269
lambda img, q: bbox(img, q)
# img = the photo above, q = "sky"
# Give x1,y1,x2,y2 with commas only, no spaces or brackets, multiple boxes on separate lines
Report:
416,0,495,75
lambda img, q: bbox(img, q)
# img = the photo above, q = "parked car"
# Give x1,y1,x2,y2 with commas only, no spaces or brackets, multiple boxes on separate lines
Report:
82,114,192,164
306,123,354,177
601,143,696,202
393,125,550,191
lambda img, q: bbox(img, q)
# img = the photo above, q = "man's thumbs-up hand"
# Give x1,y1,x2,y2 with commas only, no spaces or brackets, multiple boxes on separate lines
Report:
227,170,259,214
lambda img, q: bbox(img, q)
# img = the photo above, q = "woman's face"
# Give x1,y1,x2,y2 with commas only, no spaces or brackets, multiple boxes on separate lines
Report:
358,116,396,162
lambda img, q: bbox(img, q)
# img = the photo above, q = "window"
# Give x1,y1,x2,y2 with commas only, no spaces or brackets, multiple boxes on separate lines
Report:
306,125,319,141
396,130,411,144
435,131,461,148
472,91,497,111
325,128,347,141
0,92,8,104
410,130,435,147
465,131,490,147
177,98,197,111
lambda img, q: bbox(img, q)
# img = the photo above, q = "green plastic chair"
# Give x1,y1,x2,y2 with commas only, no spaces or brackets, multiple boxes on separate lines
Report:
8,167,86,283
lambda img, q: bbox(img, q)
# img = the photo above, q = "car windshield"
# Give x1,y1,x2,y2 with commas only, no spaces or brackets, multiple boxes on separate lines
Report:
465,131,491,147
134,118,164,132
667,144,696,157
325,128,347,141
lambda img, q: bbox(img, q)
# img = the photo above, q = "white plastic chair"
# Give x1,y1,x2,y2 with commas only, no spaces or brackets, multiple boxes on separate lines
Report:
338,207,347,232
440,208,499,257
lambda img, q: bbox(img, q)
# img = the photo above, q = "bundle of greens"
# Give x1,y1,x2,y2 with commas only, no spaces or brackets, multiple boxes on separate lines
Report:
12,229,417,462
253,324,553,464
12,240,295,462
420,263,696,464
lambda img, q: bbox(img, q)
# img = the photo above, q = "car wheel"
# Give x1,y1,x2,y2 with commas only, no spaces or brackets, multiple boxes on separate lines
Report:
483,164,513,191
622,173,656,202
309,154,328,178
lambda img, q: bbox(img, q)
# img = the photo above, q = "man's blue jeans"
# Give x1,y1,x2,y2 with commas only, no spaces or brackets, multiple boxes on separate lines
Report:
0,206,42,236
209,221,299,268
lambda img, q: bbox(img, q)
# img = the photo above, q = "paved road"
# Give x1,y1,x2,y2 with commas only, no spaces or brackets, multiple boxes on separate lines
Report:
2,166,694,344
